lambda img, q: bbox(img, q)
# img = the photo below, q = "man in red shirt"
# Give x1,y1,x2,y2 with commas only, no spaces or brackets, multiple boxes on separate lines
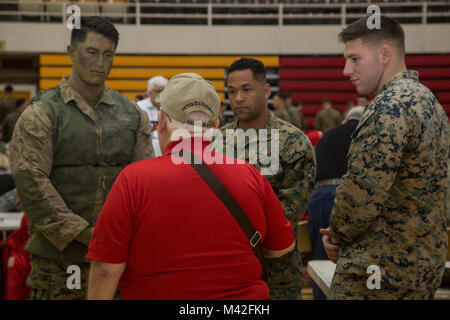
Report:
87,73,295,300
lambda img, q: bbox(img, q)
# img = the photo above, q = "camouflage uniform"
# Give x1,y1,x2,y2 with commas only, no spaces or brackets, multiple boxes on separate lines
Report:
447,165,450,225
298,111,307,131
215,112,316,299
329,71,449,299
329,273,434,300
273,108,292,124
11,77,154,300
314,108,342,134
1,109,23,143
286,106,303,130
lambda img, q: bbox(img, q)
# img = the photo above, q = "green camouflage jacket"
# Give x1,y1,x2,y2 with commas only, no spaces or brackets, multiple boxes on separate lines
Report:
329,70,449,291
11,77,154,263
215,112,316,295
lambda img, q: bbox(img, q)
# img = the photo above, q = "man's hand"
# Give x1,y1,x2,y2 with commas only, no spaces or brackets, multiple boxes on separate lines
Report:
320,228,340,263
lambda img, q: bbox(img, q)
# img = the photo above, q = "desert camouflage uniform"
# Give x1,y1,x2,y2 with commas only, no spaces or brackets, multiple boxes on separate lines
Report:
11,77,154,300
215,112,316,299
329,273,434,300
273,108,293,124
329,70,449,300
447,165,450,225
314,108,342,134
286,106,303,130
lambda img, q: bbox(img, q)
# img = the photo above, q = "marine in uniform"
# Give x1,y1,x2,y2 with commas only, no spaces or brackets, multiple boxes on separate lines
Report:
10,17,154,300
215,58,316,299
322,15,449,300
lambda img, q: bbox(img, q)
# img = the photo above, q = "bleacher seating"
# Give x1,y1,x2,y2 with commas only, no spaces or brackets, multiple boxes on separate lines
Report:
39,54,279,101
279,55,450,129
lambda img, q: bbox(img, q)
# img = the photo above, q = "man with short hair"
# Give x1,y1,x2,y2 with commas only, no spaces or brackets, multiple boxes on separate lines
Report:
294,100,307,131
137,75,168,156
10,16,154,300
321,15,449,300
216,58,316,300
0,85,16,124
272,92,293,124
87,73,296,300
314,98,342,134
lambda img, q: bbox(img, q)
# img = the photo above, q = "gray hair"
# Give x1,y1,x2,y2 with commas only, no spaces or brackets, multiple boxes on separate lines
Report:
344,106,365,122
166,111,216,136
147,75,168,93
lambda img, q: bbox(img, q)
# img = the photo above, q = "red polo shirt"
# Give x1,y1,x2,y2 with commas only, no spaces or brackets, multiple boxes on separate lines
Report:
87,138,294,300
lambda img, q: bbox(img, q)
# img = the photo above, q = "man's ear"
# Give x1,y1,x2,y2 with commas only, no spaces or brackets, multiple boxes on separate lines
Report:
263,82,271,100
67,44,75,61
380,44,393,65
158,111,166,133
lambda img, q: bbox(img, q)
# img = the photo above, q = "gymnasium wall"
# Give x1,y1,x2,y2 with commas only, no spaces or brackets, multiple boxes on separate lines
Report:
1,22,450,54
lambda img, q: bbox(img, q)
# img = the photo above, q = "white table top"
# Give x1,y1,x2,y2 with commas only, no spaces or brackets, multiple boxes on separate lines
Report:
307,260,336,297
307,259,450,299
0,212,24,231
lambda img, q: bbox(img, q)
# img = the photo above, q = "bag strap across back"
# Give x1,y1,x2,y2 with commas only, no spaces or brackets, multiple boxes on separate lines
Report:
173,150,269,283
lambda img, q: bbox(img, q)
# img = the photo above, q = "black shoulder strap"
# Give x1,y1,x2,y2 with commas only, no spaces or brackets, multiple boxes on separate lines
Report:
174,150,269,283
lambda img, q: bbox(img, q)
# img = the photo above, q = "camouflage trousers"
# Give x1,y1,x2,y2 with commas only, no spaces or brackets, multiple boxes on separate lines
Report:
26,255,91,300
329,272,435,300
269,287,302,300
266,249,305,300
27,255,122,300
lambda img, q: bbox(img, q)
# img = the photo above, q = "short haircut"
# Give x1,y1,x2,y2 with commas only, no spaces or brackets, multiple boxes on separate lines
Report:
226,58,266,84
322,98,331,104
71,16,119,49
4,85,13,93
338,15,405,53
147,76,168,92
16,98,26,108
273,92,289,100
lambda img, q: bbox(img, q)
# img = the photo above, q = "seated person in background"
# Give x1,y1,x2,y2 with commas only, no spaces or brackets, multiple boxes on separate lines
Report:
314,98,342,134
87,73,296,300
293,100,307,131
283,92,304,130
271,92,293,124
137,75,168,157
307,106,364,300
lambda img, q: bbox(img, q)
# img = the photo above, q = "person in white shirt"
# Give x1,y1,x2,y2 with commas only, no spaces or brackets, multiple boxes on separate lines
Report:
137,76,168,156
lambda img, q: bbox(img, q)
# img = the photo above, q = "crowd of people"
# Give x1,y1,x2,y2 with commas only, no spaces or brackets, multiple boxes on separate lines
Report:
0,13,449,301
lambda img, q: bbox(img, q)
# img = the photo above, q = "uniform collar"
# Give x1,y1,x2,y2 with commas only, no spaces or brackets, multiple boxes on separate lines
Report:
232,110,274,130
59,76,115,107
378,70,418,95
